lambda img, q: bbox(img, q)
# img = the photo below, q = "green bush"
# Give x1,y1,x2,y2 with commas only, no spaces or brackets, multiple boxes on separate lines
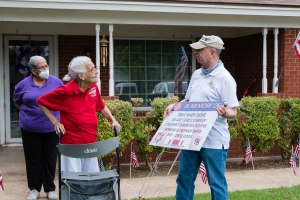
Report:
228,107,242,141
290,103,300,133
277,98,300,159
132,97,175,170
239,96,280,153
97,99,134,169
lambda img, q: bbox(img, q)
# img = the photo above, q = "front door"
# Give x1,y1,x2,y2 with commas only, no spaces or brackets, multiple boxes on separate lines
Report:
4,36,54,143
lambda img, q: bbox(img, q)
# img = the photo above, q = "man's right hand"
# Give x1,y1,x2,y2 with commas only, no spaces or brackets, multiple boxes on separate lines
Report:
163,104,175,119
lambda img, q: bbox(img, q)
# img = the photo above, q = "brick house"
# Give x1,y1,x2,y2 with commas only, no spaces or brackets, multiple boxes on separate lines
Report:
0,0,300,163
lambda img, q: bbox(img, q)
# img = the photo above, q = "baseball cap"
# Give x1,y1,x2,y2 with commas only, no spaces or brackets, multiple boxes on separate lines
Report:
190,35,224,50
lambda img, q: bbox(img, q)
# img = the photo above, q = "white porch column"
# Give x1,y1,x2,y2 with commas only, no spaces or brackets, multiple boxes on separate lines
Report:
262,28,268,93
95,24,101,91
0,34,5,145
273,28,279,93
191,38,196,73
109,24,114,96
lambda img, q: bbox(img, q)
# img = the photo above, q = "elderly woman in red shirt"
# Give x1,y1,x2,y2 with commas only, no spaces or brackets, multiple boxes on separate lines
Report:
37,56,121,173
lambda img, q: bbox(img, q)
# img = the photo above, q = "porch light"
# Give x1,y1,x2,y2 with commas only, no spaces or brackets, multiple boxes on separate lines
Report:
100,35,109,66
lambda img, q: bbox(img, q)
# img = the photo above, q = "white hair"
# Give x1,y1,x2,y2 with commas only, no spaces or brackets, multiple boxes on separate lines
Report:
29,56,46,69
215,48,222,57
208,47,222,57
62,56,91,82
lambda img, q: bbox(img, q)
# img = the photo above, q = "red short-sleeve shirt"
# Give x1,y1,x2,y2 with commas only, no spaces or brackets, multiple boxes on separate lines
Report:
37,80,105,144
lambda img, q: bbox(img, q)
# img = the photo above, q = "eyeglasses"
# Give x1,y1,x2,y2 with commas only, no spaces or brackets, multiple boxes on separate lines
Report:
36,64,49,70
90,66,97,73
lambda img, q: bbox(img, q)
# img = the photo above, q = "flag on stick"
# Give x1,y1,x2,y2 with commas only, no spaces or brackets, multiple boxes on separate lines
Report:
275,31,300,87
294,137,300,157
244,140,252,164
0,172,4,191
295,137,300,157
131,144,140,168
199,162,207,184
290,148,298,176
293,31,300,60
99,158,105,172
174,46,188,94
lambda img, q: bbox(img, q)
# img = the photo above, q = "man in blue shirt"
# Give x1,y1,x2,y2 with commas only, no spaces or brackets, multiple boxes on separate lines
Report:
164,35,239,200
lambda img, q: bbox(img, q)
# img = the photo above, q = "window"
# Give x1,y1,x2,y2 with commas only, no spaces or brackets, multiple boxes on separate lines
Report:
114,40,192,106
160,84,167,93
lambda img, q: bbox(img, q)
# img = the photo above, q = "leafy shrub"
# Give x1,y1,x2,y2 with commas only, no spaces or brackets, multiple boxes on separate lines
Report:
97,99,134,169
132,97,175,170
277,98,300,159
290,103,300,133
131,97,144,108
228,107,242,141
238,96,280,153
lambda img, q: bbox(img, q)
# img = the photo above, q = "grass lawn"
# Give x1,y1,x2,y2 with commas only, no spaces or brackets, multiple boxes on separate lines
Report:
132,184,300,200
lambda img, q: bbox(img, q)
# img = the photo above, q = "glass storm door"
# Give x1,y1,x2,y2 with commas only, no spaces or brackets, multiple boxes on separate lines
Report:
4,36,54,143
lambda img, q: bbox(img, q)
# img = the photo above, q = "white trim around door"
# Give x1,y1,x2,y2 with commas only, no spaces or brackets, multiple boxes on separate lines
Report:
3,35,55,143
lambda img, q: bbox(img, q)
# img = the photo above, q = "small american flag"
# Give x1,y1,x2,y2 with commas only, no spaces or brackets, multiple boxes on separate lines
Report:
131,144,140,168
199,162,207,184
290,149,298,176
293,31,300,60
294,137,300,157
244,140,252,164
174,46,188,94
99,158,105,172
0,172,4,191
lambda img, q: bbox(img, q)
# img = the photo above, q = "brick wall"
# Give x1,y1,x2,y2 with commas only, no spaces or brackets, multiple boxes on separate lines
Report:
233,31,275,99
243,28,300,98
58,35,110,96
278,28,300,97
221,38,236,77
195,33,275,100
134,110,148,122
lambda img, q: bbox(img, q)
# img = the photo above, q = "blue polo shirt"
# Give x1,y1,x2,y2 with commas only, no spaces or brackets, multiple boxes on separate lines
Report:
14,74,64,133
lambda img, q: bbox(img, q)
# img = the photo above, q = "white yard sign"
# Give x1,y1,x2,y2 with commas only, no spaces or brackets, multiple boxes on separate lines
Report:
150,101,223,151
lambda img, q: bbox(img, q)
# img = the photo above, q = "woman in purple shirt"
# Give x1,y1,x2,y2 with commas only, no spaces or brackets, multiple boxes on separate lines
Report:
13,56,63,200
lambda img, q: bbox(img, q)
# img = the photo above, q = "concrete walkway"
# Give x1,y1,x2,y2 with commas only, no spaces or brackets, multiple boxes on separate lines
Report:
1,146,300,200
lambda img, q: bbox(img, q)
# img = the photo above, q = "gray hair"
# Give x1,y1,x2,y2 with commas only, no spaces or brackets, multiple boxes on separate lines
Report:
62,56,91,82
215,48,222,57
29,56,47,69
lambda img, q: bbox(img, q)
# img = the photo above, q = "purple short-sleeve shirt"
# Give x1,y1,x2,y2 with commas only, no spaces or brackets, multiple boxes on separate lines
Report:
13,74,64,133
